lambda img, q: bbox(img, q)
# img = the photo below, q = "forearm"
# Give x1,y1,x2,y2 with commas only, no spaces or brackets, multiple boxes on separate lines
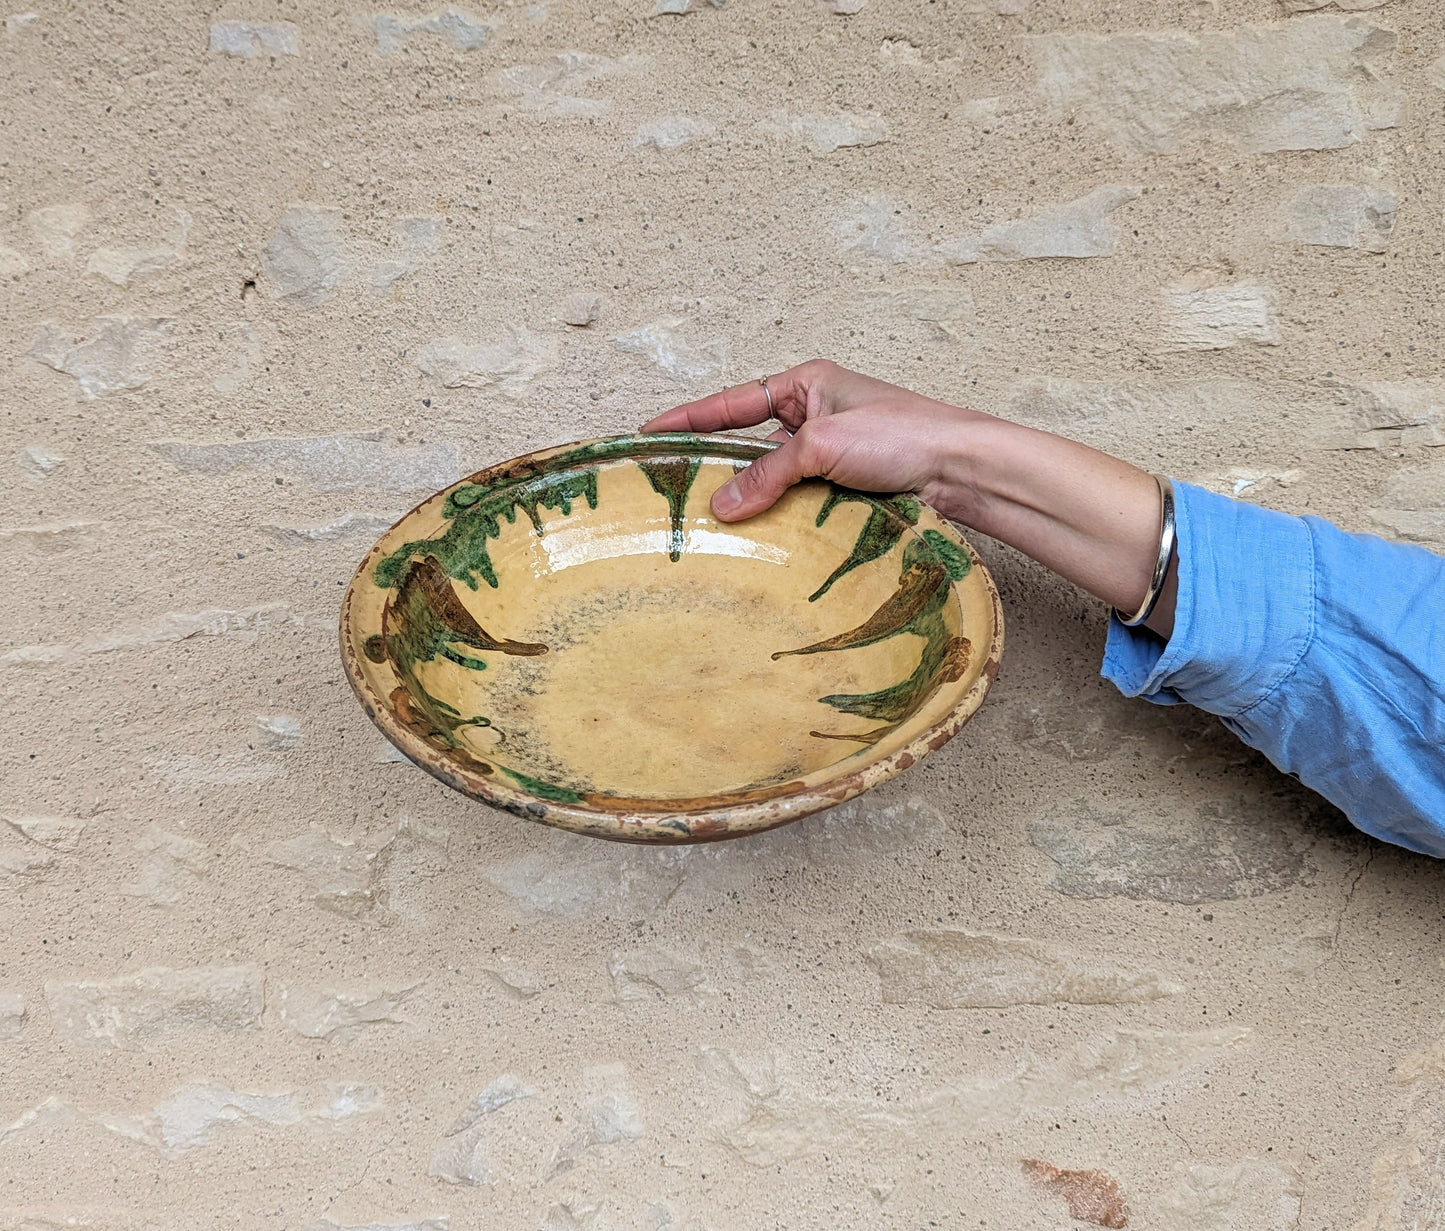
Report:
928,414,1176,637
642,361,1177,637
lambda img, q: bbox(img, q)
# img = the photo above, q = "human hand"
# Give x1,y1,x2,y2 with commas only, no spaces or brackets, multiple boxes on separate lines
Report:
641,359,1173,635
640,359,986,524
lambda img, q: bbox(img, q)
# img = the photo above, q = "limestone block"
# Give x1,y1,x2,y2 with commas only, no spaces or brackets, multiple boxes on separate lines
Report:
842,187,1139,265
267,825,381,919
278,982,419,1039
29,318,170,398
616,319,726,382
551,1070,643,1175
1154,1162,1301,1229
3,815,84,852
2,605,296,668
1369,460,1445,546
416,329,557,396
866,929,1185,1008
429,1075,536,1185
938,185,1141,263
150,432,461,492
0,245,30,277
261,205,350,306
634,116,715,150
761,109,888,155
1285,184,1397,252
0,847,58,886
262,513,396,544
45,966,265,1049
0,521,99,552
495,53,640,118
1318,382,1445,449
711,1027,1249,1164
648,0,727,16
209,21,300,57
1029,795,1322,903
84,209,191,285
307,1221,448,1231
1281,0,1389,9
15,445,64,481
839,196,915,262
144,1081,381,1152
1032,18,1398,154
256,715,303,750
0,991,25,1039
556,292,603,326
1159,284,1279,351
373,10,489,54
608,947,706,1001
123,825,212,905
25,203,89,260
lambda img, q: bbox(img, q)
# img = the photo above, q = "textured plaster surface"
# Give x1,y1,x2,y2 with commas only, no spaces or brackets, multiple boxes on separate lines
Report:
1,1,1443,1228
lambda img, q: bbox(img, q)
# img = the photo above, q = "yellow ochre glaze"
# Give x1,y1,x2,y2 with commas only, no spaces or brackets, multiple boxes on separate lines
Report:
339,433,1004,842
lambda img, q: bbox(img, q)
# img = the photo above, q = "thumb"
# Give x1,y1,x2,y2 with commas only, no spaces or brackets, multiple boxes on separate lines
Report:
711,427,825,521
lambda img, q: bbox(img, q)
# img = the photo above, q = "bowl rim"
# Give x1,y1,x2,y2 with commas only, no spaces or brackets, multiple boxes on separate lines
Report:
339,431,1005,844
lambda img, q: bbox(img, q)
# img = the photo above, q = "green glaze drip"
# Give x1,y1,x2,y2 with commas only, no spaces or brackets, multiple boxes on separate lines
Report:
376,468,599,591
809,490,922,601
498,765,586,804
775,534,973,741
921,528,971,581
637,457,702,562
372,434,778,593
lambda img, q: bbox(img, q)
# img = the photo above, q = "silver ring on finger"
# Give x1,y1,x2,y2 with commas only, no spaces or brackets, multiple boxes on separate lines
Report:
759,374,775,418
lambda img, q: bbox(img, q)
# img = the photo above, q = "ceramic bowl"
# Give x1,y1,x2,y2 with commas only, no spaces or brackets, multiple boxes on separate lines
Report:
339,433,1003,843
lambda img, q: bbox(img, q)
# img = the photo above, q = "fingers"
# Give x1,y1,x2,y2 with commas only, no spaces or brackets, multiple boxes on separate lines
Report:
641,360,841,433
641,381,774,433
711,423,827,521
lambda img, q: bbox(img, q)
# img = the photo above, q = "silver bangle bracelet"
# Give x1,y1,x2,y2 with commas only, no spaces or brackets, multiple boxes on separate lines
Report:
1114,474,1176,628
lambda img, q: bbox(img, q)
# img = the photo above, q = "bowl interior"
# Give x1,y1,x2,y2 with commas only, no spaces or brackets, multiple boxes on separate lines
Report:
342,435,1000,832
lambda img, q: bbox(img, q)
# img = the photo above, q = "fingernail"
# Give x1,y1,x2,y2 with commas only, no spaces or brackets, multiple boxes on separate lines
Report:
712,481,742,516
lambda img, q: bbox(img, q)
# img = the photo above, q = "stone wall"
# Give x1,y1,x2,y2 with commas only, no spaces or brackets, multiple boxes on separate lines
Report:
2,1,1443,1227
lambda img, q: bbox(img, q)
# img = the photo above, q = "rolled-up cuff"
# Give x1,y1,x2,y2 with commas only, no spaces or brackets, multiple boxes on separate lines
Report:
1101,481,1316,718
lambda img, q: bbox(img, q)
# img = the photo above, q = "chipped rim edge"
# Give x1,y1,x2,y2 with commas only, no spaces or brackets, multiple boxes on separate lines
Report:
338,432,1005,845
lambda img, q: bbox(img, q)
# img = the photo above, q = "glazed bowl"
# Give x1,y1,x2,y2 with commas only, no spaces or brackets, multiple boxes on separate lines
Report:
339,433,1003,843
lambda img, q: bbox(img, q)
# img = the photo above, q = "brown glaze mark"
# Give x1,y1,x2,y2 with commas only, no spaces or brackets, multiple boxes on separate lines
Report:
774,555,950,660
807,727,891,743
775,535,973,740
1022,1159,1129,1229
580,780,808,814
408,556,548,658
378,555,546,752
385,555,547,673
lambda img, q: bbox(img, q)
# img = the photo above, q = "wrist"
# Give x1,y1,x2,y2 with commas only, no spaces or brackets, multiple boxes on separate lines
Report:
920,409,1164,614
922,411,1015,529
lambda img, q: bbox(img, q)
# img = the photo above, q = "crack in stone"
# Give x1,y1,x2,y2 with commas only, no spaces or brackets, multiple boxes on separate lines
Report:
1328,848,1378,958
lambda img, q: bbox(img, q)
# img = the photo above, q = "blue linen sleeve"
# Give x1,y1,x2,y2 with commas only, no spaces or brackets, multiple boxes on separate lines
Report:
1102,481,1445,857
